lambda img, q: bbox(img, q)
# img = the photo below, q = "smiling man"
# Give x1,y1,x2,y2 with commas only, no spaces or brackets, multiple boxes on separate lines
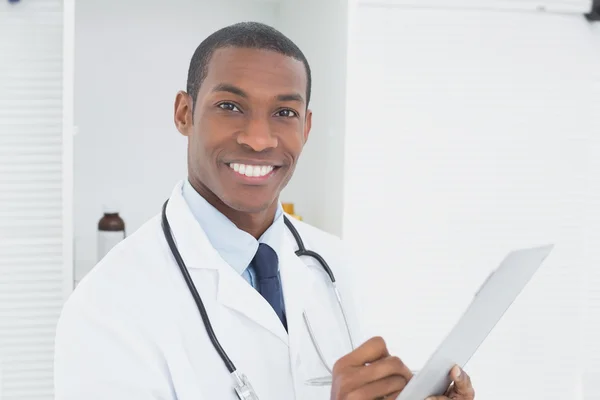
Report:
54,22,475,400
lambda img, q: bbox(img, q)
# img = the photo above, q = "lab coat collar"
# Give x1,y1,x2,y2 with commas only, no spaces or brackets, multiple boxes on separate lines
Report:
165,181,221,270
165,181,294,345
181,179,285,277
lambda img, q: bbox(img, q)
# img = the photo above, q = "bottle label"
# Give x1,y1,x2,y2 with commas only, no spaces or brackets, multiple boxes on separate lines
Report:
97,230,125,262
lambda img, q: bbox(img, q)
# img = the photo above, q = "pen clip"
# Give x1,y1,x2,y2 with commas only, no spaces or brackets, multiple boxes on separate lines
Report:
305,376,333,386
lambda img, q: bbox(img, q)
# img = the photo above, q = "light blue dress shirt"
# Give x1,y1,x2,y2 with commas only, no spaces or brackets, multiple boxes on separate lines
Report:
181,180,286,311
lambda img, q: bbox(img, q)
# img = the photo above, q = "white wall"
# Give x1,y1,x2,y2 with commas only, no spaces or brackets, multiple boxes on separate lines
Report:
275,0,349,236
74,0,279,280
344,6,599,400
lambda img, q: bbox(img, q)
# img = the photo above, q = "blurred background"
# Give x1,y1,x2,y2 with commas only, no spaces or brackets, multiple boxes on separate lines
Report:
1,0,599,398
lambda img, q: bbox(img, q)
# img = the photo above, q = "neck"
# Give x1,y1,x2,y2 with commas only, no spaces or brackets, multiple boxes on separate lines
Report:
223,206,277,239
189,179,278,239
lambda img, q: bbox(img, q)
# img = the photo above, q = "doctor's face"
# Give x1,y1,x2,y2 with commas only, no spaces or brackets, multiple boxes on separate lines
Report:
175,47,312,215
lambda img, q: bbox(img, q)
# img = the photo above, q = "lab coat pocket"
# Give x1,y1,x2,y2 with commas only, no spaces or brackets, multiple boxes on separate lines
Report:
294,304,352,399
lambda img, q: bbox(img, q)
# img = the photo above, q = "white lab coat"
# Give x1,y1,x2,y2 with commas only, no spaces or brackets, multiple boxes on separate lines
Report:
54,182,363,400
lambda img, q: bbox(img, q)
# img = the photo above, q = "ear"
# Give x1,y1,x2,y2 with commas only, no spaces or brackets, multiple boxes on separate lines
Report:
174,91,193,137
303,109,313,143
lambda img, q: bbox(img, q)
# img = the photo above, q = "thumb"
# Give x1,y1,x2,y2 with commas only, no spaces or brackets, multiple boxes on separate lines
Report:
450,365,474,397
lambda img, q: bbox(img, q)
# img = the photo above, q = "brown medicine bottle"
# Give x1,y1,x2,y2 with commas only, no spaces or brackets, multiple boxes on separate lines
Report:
97,205,126,262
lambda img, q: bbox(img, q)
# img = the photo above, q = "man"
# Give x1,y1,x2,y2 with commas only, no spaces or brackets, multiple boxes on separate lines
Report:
54,22,475,400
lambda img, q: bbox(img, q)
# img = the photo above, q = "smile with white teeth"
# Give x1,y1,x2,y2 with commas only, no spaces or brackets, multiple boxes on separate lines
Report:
229,163,275,178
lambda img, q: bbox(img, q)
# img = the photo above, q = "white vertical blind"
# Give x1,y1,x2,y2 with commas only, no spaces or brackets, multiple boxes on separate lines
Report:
344,7,598,400
0,1,68,399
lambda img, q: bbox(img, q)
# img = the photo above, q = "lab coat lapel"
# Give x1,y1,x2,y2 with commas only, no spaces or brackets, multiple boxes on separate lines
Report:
216,264,289,346
166,183,289,346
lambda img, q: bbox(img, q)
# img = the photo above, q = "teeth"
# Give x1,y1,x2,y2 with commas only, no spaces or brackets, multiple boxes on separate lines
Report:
229,163,274,177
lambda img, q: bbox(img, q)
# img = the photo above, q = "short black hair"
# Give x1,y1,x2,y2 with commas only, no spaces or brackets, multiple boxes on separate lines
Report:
186,21,312,107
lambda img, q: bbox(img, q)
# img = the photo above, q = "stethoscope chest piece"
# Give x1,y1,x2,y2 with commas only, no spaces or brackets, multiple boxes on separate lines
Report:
232,371,259,400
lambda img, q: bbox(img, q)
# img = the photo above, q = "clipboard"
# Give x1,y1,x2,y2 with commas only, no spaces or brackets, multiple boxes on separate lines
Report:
396,244,554,400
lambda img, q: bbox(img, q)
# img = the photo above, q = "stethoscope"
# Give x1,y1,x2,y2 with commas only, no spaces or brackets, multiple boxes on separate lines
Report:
161,200,355,400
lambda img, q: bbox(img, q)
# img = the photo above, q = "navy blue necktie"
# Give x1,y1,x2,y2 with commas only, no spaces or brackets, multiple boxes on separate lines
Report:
251,243,287,330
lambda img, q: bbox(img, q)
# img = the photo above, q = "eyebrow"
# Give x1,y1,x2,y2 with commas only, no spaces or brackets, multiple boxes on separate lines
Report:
211,83,305,104
212,83,248,98
276,93,304,104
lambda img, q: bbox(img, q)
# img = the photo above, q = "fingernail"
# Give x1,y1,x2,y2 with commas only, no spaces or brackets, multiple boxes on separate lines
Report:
453,365,462,379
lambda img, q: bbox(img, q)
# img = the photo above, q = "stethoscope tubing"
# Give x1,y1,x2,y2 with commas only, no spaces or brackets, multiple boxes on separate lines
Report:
161,200,237,373
161,199,342,376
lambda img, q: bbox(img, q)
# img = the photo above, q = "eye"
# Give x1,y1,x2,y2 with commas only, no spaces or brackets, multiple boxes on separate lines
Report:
218,102,241,112
275,109,298,118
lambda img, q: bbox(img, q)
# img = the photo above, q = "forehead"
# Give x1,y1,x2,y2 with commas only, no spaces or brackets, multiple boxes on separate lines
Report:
202,47,308,99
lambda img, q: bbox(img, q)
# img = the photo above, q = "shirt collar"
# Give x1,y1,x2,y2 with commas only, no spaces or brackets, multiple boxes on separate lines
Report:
181,179,284,275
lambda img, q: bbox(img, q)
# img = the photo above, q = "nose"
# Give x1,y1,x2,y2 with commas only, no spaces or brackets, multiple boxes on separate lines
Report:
237,117,278,152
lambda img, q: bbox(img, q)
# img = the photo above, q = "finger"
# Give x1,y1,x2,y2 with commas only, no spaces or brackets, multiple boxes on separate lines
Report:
336,355,412,395
384,390,402,400
444,382,454,397
449,365,475,398
425,396,450,400
334,336,390,368
348,374,409,400
355,355,413,385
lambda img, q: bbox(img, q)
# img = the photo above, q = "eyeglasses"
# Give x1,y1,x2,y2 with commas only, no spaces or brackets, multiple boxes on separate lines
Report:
303,308,354,387
302,309,418,387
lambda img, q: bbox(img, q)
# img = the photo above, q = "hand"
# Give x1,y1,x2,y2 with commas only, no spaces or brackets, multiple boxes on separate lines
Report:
426,365,475,400
330,336,413,400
